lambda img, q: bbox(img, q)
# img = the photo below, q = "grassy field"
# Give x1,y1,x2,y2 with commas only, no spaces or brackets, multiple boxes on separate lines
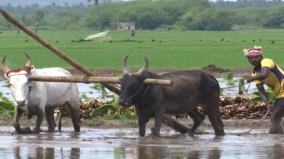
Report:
0,29,284,71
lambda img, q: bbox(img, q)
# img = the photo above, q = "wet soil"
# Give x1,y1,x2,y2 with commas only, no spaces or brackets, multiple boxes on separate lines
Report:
0,92,279,159
0,119,283,159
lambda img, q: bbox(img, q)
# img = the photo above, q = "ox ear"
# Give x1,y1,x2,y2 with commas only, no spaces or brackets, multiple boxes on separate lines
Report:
1,56,11,74
123,54,130,75
24,53,32,67
136,56,149,75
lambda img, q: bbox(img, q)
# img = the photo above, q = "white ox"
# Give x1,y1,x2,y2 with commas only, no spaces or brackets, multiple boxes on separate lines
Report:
1,54,80,134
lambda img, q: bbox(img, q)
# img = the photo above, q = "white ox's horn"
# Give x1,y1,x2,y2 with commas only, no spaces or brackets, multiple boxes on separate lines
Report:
123,54,130,74
1,56,10,73
24,53,32,67
136,56,149,75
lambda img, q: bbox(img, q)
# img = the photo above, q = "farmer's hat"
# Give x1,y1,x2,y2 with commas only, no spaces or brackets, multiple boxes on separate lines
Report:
243,46,263,58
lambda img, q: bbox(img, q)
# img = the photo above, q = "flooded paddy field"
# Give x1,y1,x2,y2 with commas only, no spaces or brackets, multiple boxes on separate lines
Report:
0,76,278,159
0,123,283,159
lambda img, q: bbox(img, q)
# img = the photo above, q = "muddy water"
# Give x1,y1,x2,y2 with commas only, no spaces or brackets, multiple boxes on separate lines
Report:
0,126,284,159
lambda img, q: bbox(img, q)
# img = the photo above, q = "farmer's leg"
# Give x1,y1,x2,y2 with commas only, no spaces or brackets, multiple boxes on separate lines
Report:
269,99,284,134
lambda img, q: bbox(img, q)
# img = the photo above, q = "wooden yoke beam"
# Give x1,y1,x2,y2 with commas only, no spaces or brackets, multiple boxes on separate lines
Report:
29,76,173,86
0,9,190,134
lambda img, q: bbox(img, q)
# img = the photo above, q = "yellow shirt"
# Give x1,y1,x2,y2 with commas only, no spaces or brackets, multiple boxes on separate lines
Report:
252,58,284,99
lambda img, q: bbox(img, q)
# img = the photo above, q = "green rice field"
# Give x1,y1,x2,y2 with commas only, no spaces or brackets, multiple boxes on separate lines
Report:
0,29,284,70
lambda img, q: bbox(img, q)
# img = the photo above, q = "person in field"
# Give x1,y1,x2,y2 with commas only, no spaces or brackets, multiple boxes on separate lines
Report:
244,45,284,134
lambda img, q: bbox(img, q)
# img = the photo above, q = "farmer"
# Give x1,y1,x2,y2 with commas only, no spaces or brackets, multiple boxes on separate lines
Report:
244,45,284,134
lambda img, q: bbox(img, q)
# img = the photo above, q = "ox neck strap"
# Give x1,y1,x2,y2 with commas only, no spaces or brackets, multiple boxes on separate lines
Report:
126,83,150,102
141,85,151,98
126,84,144,101
26,82,32,100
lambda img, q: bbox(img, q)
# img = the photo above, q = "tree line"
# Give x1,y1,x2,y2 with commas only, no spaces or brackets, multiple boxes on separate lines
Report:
0,0,284,31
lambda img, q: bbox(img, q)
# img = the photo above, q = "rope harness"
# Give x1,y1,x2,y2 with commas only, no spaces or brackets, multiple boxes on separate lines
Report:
218,80,272,134
220,81,251,93
244,108,271,134
221,81,272,134
125,83,147,102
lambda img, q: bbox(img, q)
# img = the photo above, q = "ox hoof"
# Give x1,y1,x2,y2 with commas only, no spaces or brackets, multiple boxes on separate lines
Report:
148,133,160,138
269,127,283,134
150,128,160,137
215,132,225,136
17,127,32,134
151,127,154,134
48,127,56,133
188,129,194,137
31,128,41,134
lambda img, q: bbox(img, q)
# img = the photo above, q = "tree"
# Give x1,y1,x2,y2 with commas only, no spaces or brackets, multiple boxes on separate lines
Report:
263,6,284,28
87,0,108,16
180,8,236,31
33,10,45,28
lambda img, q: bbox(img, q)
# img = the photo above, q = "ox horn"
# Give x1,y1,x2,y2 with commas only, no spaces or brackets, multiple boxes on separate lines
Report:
136,56,149,75
24,53,32,67
1,56,10,73
123,54,130,74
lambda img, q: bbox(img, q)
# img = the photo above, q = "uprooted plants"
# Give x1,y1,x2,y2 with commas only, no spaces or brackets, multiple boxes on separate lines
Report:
75,95,271,120
0,92,271,121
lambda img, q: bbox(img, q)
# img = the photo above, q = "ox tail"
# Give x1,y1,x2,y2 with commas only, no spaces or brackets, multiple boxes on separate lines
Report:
58,105,63,132
207,74,220,93
163,114,190,133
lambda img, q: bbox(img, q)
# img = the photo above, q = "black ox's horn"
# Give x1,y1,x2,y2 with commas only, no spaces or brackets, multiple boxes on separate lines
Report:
123,54,130,74
136,56,149,75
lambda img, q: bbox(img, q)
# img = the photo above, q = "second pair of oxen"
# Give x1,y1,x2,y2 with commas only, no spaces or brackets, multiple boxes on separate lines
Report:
119,56,225,136
1,54,80,134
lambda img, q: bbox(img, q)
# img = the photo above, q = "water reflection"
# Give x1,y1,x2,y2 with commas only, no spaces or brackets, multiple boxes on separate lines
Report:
271,144,284,159
208,149,221,159
0,139,284,159
13,147,80,159
136,146,221,159
1,128,284,159
11,146,222,159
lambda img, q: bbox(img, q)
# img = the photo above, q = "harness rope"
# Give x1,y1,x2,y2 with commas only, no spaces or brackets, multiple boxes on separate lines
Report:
125,83,147,102
243,108,271,134
221,81,273,134
221,81,251,93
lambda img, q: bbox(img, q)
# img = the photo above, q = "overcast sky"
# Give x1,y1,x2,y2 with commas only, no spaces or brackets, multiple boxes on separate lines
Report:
1,0,237,7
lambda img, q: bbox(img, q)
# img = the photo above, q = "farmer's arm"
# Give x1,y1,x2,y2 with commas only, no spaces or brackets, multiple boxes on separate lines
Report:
246,67,270,83
256,83,269,105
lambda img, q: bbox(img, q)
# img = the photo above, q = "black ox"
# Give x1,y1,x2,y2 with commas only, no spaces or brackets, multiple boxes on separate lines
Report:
119,56,225,136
